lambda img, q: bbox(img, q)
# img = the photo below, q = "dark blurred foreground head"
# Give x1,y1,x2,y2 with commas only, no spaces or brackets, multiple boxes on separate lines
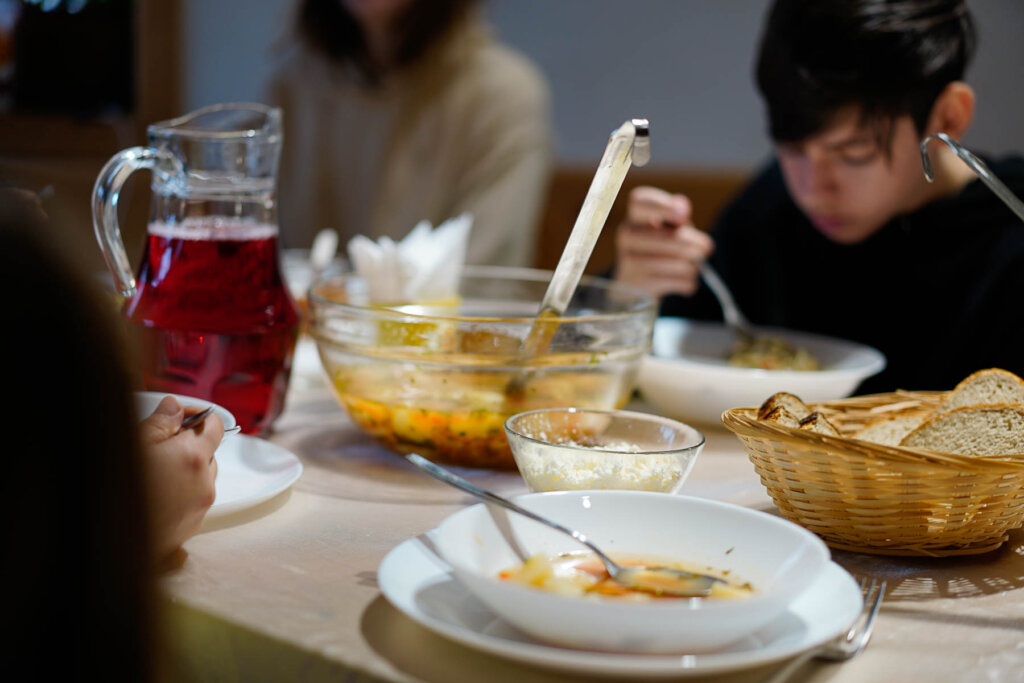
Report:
0,188,156,681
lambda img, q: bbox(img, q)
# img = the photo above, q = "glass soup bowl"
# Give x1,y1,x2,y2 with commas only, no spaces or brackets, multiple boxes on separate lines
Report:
308,265,656,468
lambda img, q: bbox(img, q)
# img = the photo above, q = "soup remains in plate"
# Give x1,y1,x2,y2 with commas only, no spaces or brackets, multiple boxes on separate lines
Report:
499,553,754,601
728,335,819,371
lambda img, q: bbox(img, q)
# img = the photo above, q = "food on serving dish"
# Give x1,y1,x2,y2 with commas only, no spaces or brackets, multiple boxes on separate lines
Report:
853,415,923,446
938,368,1024,413
759,393,841,435
505,408,704,493
758,391,813,420
512,445,689,492
755,368,1024,456
331,361,632,467
498,552,754,601
901,404,1024,456
877,368,1024,454
309,266,655,468
435,489,830,652
761,405,801,428
639,318,885,426
728,334,820,371
799,411,840,436
564,439,643,452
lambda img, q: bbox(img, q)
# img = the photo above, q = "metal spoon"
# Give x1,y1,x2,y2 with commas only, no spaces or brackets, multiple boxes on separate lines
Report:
698,261,755,341
405,453,724,597
176,405,215,434
921,133,1024,223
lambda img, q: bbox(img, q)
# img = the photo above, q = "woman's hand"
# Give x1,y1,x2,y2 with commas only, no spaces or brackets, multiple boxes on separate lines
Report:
614,186,714,299
139,396,223,563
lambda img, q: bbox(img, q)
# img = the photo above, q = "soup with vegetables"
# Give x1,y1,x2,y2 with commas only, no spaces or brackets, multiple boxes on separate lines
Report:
325,355,636,468
499,553,754,601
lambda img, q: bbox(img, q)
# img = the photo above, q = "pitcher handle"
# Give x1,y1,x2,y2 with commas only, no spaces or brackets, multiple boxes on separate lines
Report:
91,147,183,297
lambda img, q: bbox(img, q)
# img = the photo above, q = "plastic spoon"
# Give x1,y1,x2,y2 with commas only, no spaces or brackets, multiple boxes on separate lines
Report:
507,119,650,398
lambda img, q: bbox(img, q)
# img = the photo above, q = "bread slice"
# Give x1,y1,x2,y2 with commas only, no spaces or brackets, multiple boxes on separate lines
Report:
758,392,811,421
853,415,923,446
761,406,801,428
799,411,840,436
939,368,1024,413
900,403,1024,456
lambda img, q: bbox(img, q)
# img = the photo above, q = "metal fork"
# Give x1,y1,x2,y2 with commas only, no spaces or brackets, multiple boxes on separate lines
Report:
764,578,886,683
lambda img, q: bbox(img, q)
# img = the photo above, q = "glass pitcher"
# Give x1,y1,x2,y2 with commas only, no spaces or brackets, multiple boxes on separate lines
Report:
93,102,299,434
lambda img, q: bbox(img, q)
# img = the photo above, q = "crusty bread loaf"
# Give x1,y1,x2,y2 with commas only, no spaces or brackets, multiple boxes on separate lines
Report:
750,369,1024,456
758,392,811,421
761,406,802,428
900,404,1024,456
853,415,923,446
939,368,1024,414
798,411,840,436
758,404,839,435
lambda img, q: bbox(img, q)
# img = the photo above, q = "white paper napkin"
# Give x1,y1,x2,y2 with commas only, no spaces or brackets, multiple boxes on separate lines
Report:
346,214,472,304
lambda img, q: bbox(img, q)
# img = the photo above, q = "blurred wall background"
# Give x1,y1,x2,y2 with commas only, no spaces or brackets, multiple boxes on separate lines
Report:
183,0,1024,170
5,1,1018,274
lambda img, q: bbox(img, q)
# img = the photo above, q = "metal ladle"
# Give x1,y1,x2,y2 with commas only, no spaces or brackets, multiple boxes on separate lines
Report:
506,119,650,398
405,453,724,598
920,133,1024,222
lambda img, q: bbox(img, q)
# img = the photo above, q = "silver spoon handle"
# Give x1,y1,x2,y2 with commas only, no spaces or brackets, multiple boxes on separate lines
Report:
699,261,754,337
404,453,615,566
177,405,215,434
921,133,1024,223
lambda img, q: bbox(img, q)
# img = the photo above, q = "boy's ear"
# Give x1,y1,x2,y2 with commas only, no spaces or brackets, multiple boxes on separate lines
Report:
925,81,975,138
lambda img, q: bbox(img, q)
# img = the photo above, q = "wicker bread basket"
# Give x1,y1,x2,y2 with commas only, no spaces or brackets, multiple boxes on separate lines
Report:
721,391,1024,556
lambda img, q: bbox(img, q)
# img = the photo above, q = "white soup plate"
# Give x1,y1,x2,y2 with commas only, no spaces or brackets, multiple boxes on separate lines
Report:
432,490,830,654
638,317,886,426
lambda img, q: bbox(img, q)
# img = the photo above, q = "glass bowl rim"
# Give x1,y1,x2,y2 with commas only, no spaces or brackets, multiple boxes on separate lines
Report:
504,407,707,456
308,264,656,325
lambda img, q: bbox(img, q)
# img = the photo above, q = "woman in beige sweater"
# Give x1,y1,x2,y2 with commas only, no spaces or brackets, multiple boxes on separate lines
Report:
269,0,553,267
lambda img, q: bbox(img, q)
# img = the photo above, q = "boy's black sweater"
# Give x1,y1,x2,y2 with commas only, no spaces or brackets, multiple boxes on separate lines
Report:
660,156,1024,394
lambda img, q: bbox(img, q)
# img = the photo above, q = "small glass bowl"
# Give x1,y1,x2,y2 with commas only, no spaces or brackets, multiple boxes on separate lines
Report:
504,408,705,493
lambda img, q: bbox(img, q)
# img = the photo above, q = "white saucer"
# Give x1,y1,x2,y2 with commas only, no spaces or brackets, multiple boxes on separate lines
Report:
378,534,862,678
209,434,303,518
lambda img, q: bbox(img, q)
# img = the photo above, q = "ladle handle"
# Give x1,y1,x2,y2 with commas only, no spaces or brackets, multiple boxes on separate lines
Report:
921,133,1024,224
92,146,183,297
538,119,650,317
404,454,615,566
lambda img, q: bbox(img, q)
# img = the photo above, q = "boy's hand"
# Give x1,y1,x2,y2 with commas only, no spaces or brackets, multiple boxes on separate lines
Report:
614,186,714,299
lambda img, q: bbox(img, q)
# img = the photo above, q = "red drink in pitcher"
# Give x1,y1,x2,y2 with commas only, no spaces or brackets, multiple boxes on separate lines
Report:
124,218,299,434
93,103,296,432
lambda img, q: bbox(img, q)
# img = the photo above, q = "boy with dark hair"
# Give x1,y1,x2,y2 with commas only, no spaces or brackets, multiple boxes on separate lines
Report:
615,0,1024,392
